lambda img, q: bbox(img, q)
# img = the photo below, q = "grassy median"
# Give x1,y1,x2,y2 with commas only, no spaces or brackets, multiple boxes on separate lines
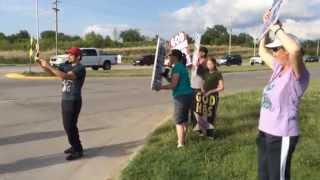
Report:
120,80,320,180
18,63,319,78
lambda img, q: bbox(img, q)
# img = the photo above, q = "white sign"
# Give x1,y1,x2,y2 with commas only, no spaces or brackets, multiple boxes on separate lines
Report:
169,32,191,65
192,33,202,65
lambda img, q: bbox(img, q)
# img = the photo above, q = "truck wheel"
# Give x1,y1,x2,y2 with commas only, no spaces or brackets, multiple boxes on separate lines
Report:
103,61,111,70
92,66,99,70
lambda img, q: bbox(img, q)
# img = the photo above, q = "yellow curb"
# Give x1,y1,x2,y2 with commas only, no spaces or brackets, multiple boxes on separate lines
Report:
5,73,58,80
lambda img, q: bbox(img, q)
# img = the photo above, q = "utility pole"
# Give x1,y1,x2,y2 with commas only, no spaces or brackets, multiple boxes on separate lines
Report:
36,0,40,46
113,28,118,42
52,0,60,56
29,0,40,73
253,38,256,57
228,17,232,55
317,39,319,57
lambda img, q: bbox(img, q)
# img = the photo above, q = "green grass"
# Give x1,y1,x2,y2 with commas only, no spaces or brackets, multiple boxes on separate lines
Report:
120,81,320,180
17,63,320,78
0,57,29,64
0,64,17,67
22,71,52,77
19,69,153,78
87,69,153,77
85,65,270,78
0,45,252,65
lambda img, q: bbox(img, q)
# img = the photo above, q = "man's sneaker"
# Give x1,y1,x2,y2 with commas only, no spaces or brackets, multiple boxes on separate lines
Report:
66,151,83,161
64,147,74,154
177,144,185,149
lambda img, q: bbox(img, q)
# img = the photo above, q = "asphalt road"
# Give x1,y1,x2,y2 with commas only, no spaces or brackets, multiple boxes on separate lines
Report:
0,67,319,180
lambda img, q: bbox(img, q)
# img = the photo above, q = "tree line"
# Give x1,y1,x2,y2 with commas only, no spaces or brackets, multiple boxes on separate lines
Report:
0,25,318,54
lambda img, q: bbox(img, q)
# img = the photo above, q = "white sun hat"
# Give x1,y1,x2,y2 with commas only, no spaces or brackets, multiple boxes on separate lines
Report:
266,33,300,48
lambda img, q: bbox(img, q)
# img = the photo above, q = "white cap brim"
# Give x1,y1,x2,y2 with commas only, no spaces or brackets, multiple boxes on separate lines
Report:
266,39,282,48
265,34,300,49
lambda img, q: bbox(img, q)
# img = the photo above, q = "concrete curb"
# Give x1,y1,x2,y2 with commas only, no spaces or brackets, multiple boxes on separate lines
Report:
113,112,173,180
5,73,58,80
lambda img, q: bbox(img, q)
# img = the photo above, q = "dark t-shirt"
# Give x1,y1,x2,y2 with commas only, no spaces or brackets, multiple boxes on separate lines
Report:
203,71,223,92
58,63,86,100
197,66,223,93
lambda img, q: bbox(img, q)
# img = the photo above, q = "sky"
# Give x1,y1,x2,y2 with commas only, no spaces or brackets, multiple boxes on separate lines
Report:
0,0,319,40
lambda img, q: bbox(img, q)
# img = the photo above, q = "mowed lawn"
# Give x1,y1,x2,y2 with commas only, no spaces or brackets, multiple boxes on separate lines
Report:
120,80,320,180
19,63,320,78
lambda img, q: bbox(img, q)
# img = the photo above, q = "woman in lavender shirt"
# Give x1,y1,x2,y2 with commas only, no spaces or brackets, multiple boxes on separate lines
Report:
257,10,310,180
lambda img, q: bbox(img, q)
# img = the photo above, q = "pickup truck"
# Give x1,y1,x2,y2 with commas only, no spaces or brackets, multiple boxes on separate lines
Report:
50,48,120,70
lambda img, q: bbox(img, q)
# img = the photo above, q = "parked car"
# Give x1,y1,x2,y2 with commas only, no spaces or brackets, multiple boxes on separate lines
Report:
217,54,242,66
249,56,264,65
132,55,155,66
304,56,319,63
50,48,120,70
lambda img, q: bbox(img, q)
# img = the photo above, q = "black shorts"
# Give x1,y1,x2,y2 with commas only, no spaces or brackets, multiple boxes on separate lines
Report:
173,94,192,124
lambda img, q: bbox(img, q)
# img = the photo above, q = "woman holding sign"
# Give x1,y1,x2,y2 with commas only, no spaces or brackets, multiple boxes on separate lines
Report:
158,49,193,148
257,10,309,180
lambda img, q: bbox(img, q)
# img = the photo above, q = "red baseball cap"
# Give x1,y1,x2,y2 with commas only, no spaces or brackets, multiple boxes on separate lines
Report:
66,47,81,57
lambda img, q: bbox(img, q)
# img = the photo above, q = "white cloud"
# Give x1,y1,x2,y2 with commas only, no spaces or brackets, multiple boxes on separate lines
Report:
84,24,130,40
283,19,320,40
159,0,320,40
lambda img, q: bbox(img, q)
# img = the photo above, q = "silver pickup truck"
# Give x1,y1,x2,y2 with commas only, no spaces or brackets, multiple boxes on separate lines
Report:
50,48,121,70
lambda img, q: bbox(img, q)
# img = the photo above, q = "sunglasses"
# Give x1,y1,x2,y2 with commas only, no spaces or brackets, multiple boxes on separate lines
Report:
271,47,282,52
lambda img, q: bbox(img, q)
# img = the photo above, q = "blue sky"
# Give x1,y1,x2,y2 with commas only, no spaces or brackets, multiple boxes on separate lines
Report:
1,0,319,40
0,0,204,36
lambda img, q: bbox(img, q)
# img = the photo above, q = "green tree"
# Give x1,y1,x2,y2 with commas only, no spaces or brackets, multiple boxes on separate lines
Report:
201,25,229,45
104,35,114,47
236,33,253,46
16,30,30,39
0,32,6,40
41,30,56,39
84,31,104,48
6,30,30,43
120,29,145,42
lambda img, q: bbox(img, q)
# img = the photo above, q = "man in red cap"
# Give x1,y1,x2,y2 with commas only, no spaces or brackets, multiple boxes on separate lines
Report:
38,47,86,161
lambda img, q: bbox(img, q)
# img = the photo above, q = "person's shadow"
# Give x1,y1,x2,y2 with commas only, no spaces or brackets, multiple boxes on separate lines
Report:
0,139,144,174
0,126,109,146
214,110,260,139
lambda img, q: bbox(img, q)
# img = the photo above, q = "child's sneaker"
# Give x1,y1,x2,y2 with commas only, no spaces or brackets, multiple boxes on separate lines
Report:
206,129,215,140
193,124,200,132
